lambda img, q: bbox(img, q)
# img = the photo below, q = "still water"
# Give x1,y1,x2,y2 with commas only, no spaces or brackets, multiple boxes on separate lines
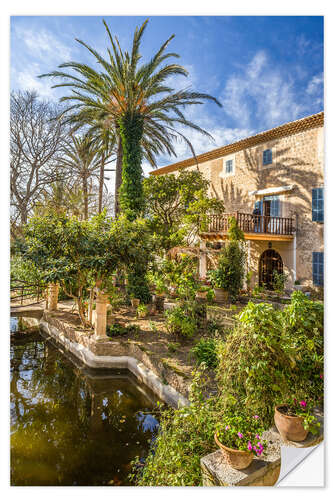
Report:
10,323,159,486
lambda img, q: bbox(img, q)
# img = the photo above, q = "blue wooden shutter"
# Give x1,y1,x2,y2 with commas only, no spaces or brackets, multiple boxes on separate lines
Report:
263,149,272,165
312,188,324,222
312,252,324,286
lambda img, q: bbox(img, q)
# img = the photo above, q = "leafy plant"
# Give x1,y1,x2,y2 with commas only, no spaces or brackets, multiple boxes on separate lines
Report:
216,412,267,456
106,322,140,338
227,216,245,242
294,279,301,286
143,171,224,251
137,304,148,318
217,302,290,426
165,304,197,338
272,269,287,293
191,338,218,368
208,241,246,301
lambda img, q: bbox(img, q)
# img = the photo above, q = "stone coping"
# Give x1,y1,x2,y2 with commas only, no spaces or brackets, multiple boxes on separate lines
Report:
39,317,189,409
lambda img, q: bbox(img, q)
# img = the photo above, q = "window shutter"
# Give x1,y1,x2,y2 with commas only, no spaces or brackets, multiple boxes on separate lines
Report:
312,188,324,222
263,149,272,165
312,252,324,286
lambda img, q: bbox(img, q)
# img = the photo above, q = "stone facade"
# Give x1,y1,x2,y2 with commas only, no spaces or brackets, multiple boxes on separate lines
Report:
152,113,324,289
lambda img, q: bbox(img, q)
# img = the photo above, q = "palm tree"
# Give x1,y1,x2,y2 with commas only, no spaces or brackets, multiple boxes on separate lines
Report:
39,18,222,218
59,135,103,219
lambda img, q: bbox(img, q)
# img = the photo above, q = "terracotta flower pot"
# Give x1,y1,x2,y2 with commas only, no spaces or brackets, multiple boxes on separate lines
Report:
131,298,140,308
214,433,253,470
214,288,229,302
274,405,309,442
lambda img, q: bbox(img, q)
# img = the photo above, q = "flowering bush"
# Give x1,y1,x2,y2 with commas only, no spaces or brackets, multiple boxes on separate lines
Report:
216,412,267,456
279,397,321,435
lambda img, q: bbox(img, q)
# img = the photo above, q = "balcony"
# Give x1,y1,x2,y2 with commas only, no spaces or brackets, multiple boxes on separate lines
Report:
201,212,295,241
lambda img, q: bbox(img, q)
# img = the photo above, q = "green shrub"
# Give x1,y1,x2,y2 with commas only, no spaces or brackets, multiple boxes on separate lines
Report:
165,304,197,338
283,291,324,402
208,241,246,301
132,369,222,486
217,296,324,426
191,338,218,368
272,269,287,293
106,323,140,337
217,302,290,426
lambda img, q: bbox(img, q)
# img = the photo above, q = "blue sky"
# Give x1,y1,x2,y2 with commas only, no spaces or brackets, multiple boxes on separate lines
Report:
10,15,324,178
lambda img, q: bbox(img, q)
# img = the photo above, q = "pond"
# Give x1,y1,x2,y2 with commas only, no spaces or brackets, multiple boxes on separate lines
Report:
10,320,159,486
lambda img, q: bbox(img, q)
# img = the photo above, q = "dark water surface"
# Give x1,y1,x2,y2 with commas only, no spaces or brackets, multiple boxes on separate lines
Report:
10,326,159,486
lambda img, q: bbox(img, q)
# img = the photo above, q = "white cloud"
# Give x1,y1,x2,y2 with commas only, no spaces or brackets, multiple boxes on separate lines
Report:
306,73,323,95
12,64,58,99
222,50,307,130
15,26,72,63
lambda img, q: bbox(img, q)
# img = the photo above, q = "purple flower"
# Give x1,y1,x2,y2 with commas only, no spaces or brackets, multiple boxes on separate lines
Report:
247,441,252,451
225,425,230,431
237,432,243,439
299,400,307,409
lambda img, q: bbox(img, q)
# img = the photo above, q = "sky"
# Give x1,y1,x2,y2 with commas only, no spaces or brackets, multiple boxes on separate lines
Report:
10,15,324,187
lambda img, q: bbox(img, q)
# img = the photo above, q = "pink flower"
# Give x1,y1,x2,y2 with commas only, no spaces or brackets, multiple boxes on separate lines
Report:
299,400,307,409
255,434,260,440
237,432,243,439
320,374,323,379
225,425,230,431
247,441,252,451
253,415,259,419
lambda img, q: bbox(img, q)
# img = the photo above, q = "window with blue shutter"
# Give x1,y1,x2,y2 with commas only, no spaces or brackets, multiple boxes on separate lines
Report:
263,149,272,165
312,252,324,286
312,188,324,222
225,159,233,174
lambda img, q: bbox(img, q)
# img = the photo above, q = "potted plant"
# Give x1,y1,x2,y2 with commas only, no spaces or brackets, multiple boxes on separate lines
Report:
274,398,320,442
215,413,267,470
208,268,228,302
137,303,148,318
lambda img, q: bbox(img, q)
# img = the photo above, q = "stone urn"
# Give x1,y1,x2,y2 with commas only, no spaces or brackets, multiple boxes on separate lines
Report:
274,405,308,442
214,433,253,470
214,288,229,302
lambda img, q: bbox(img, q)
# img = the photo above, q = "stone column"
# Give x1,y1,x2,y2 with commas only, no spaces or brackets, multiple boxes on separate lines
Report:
48,283,59,311
94,292,109,341
199,240,207,280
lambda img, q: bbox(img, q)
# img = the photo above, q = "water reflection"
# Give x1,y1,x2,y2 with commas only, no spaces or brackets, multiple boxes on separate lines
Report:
10,332,159,486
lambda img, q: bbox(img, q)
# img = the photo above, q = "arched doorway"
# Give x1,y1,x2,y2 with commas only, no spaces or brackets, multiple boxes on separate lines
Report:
259,249,283,289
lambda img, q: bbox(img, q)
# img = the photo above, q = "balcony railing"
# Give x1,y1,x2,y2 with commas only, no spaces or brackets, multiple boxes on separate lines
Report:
205,212,295,236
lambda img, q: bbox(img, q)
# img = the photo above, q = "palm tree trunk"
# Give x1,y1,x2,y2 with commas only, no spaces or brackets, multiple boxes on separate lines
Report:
98,151,105,214
82,172,88,220
114,136,123,218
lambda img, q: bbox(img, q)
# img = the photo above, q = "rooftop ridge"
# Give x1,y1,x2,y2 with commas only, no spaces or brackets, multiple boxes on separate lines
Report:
151,111,324,176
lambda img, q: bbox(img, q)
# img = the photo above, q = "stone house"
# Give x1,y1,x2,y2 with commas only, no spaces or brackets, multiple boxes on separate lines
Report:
150,112,324,290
